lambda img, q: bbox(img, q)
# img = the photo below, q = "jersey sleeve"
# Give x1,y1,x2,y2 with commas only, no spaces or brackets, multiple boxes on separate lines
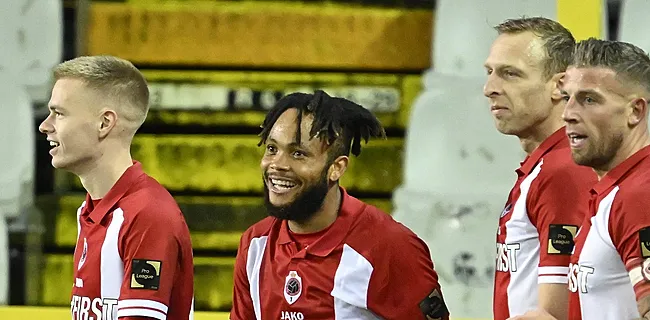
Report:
528,164,593,284
366,228,449,320
229,232,256,320
610,192,650,301
115,208,182,320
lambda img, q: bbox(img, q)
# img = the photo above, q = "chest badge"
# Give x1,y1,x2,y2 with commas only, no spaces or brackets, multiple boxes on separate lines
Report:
284,270,303,305
78,237,88,271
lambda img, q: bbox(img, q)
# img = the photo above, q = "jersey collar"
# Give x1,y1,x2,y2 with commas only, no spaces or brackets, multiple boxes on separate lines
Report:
278,187,365,257
518,127,567,175
85,161,146,224
592,144,650,195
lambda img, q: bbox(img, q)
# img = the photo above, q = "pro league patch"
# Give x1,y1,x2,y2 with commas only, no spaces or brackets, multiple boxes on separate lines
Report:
639,227,650,258
131,259,162,290
548,224,578,255
419,288,449,320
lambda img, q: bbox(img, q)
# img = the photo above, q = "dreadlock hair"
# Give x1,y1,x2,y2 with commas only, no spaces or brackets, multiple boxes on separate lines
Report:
258,90,387,162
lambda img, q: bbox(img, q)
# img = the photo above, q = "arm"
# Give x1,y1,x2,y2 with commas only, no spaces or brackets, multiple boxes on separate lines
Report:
626,257,650,319
637,294,650,319
507,309,558,320
116,209,187,320
623,236,650,319
537,284,568,320
528,166,593,320
366,229,449,320
229,233,256,320
610,195,650,320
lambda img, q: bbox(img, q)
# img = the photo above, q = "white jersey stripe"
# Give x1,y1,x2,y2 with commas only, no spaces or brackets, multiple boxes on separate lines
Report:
118,299,169,313
331,244,380,320
76,201,85,243
101,207,125,304
331,244,373,308
505,160,544,316
539,266,569,275
189,296,194,320
576,187,639,319
117,307,167,320
538,275,567,284
246,236,268,320
629,266,643,286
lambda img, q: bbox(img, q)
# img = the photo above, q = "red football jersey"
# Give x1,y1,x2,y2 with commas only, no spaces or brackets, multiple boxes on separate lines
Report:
69,162,194,320
568,145,650,319
230,187,449,320
493,128,597,319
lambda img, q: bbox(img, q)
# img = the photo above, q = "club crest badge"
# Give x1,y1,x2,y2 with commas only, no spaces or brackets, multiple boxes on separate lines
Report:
284,270,302,305
78,237,88,270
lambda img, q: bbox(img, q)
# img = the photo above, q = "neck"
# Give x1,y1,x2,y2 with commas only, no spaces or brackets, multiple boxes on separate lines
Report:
519,106,564,154
77,147,134,200
288,186,341,234
595,129,650,180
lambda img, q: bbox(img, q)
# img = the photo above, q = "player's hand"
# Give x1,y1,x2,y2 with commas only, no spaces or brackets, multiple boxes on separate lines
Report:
507,309,558,320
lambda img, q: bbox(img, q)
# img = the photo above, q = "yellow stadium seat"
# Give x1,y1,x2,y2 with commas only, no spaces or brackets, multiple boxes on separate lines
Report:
85,2,433,70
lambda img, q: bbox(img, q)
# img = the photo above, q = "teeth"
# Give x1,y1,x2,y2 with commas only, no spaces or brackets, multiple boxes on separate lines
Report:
49,141,60,147
271,179,296,188
570,136,585,144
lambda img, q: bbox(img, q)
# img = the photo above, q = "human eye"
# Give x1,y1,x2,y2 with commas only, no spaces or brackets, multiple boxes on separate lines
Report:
292,150,307,158
265,144,277,154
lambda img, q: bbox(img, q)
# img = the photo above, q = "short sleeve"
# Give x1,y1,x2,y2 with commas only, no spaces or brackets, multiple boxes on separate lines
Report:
366,228,449,320
528,163,595,284
610,193,650,301
229,233,256,320
116,209,181,320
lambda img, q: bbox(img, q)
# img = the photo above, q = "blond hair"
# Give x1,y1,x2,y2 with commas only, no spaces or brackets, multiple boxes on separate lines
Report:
495,17,576,79
53,55,150,129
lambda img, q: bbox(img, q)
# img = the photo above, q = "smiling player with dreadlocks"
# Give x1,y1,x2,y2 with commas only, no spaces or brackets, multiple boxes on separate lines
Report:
230,90,450,320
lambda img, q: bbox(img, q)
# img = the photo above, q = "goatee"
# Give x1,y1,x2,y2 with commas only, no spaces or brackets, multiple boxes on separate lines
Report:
263,173,330,223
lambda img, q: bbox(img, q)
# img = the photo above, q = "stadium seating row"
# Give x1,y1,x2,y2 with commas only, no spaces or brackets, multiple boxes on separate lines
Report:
47,194,392,251
86,1,432,70
140,70,421,129
55,135,404,194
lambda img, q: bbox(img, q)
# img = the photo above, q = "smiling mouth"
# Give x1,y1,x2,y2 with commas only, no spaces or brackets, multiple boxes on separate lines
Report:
267,177,298,194
48,140,60,154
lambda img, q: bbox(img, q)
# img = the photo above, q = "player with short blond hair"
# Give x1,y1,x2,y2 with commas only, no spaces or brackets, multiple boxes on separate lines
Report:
40,55,194,320
484,17,598,320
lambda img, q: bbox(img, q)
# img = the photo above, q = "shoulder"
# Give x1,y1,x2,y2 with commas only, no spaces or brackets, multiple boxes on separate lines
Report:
534,147,597,189
350,203,429,257
540,147,594,178
239,216,277,251
118,175,185,229
607,174,650,247
611,175,650,220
